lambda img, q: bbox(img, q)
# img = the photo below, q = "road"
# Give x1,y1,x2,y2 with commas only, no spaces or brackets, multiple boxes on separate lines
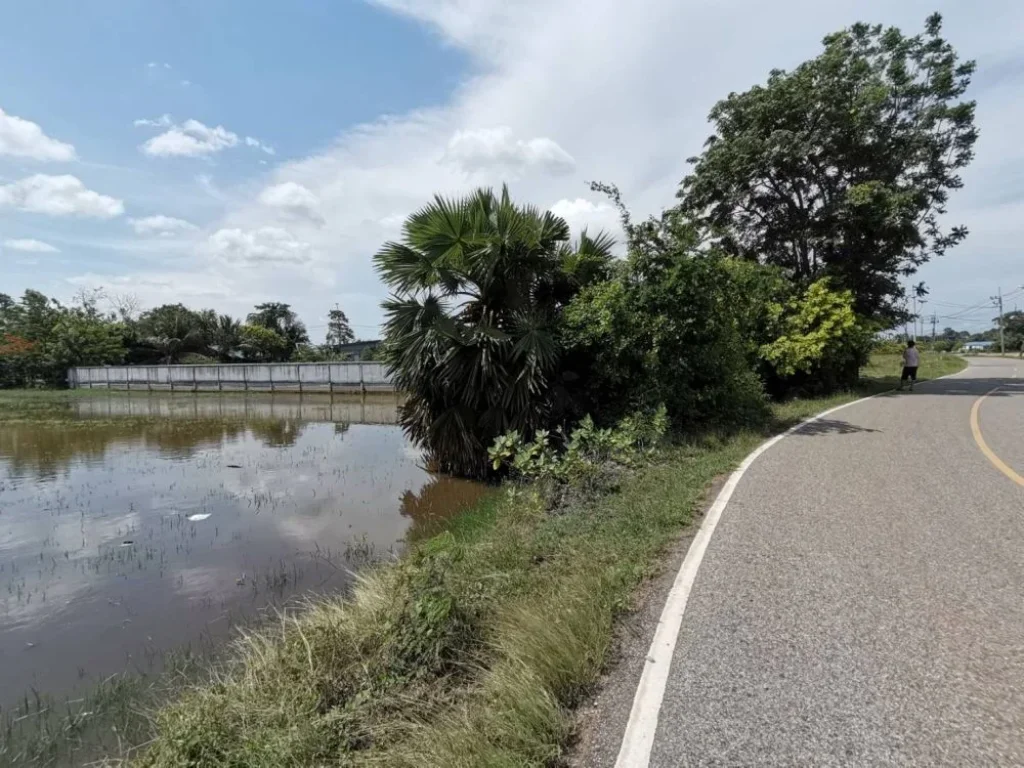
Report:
597,356,1024,767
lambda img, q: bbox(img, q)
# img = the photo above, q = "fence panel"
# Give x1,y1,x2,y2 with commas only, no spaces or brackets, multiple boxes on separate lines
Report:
68,362,394,392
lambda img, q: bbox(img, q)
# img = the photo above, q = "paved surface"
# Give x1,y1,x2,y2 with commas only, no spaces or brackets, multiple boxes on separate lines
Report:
585,357,1024,767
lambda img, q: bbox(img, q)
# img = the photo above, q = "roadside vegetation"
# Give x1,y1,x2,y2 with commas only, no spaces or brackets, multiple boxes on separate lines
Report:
0,294,375,389
0,11,982,768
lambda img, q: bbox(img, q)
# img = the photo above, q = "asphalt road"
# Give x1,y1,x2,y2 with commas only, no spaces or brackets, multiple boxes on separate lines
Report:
598,357,1024,767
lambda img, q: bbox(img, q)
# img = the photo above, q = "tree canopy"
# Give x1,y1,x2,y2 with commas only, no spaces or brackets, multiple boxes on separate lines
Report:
677,13,977,322
375,185,614,477
0,291,361,386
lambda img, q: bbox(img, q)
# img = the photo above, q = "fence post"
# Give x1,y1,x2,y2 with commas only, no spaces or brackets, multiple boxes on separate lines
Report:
358,363,366,394
269,365,274,392
218,366,223,392
243,366,248,392
298,364,303,394
106,367,111,389
328,363,334,394
192,366,198,392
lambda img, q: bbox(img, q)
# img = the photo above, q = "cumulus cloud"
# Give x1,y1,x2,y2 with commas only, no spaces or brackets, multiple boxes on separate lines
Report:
3,238,60,253
205,227,311,265
550,198,623,243
258,182,323,223
444,127,575,175
129,215,198,237
0,174,124,218
141,118,239,157
0,107,76,161
134,114,173,128
245,136,276,155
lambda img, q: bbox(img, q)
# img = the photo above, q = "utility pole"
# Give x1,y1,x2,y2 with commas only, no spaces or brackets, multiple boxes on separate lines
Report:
931,313,937,343
992,287,1004,356
911,295,918,341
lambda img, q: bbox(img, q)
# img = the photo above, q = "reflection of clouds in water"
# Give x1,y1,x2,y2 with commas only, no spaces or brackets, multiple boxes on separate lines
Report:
172,565,236,601
0,570,94,627
0,408,485,710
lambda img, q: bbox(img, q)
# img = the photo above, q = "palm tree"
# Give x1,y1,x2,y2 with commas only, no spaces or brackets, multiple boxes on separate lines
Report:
199,311,242,362
374,186,614,478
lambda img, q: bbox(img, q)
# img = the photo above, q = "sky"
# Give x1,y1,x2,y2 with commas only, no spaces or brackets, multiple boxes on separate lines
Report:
1,0,1023,340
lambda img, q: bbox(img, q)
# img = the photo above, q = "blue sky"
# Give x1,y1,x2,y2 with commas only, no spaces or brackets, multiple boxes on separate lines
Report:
2,0,1023,338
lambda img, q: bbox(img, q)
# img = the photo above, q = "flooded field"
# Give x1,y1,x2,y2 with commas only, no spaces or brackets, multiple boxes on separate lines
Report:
0,393,485,713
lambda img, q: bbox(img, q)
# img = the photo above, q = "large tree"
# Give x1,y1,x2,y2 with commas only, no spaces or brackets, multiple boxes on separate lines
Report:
325,305,355,350
678,14,977,322
374,186,614,478
246,302,309,359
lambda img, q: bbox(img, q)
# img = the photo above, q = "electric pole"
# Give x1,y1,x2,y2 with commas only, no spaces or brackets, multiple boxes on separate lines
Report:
992,287,1004,356
931,313,937,343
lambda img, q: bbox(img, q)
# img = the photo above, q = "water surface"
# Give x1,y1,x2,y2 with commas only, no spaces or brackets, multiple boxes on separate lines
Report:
0,393,484,710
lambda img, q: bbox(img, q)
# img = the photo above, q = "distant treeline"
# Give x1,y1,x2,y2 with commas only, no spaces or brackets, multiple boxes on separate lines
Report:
0,290,378,388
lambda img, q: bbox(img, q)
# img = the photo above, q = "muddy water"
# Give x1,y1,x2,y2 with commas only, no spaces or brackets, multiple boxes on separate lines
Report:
0,394,485,710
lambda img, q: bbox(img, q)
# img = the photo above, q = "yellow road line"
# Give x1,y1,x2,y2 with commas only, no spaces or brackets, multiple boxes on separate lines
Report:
970,387,1024,487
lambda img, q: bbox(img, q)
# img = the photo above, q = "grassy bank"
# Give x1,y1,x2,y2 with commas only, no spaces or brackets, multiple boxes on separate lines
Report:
858,351,967,393
0,356,966,767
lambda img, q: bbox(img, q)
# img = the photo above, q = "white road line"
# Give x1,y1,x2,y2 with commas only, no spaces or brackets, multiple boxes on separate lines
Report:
613,368,968,768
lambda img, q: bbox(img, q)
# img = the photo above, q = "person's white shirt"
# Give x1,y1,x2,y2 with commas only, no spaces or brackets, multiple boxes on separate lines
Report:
903,346,920,367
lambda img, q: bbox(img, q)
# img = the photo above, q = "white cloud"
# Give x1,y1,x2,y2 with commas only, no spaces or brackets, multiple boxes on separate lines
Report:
129,214,198,237
141,119,239,157
550,198,622,242
3,238,60,253
0,174,124,218
444,127,575,175
134,114,173,128
180,79,192,88
147,62,172,70
84,0,1024,335
205,227,312,265
258,182,323,223
0,107,77,161
245,136,276,155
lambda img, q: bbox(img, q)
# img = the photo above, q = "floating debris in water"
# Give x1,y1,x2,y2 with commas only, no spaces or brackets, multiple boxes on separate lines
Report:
226,464,242,469
187,513,212,522
121,540,134,547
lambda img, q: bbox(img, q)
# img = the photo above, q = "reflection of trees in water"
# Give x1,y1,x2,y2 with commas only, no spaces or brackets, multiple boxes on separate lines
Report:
334,422,350,437
0,418,310,480
245,419,307,448
400,475,488,540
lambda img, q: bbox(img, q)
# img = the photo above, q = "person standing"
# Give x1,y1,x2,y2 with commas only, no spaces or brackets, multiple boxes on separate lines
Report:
898,340,920,391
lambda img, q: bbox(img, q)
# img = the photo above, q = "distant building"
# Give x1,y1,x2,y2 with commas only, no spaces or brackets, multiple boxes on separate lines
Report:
336,340,380,358
961,340,995,352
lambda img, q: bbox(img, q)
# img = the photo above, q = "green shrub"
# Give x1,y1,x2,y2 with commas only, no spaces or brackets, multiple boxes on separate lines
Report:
488,408,668,506
759,279,873,394
563,253,767,430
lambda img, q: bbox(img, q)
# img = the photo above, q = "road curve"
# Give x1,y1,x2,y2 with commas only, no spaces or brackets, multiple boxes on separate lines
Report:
624,357,1024,766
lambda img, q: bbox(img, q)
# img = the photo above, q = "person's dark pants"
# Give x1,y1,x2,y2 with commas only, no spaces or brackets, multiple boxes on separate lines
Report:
900,366,918,388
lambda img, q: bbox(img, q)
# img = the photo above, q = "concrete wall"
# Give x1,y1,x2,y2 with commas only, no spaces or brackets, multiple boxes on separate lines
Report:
68,362,393,392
